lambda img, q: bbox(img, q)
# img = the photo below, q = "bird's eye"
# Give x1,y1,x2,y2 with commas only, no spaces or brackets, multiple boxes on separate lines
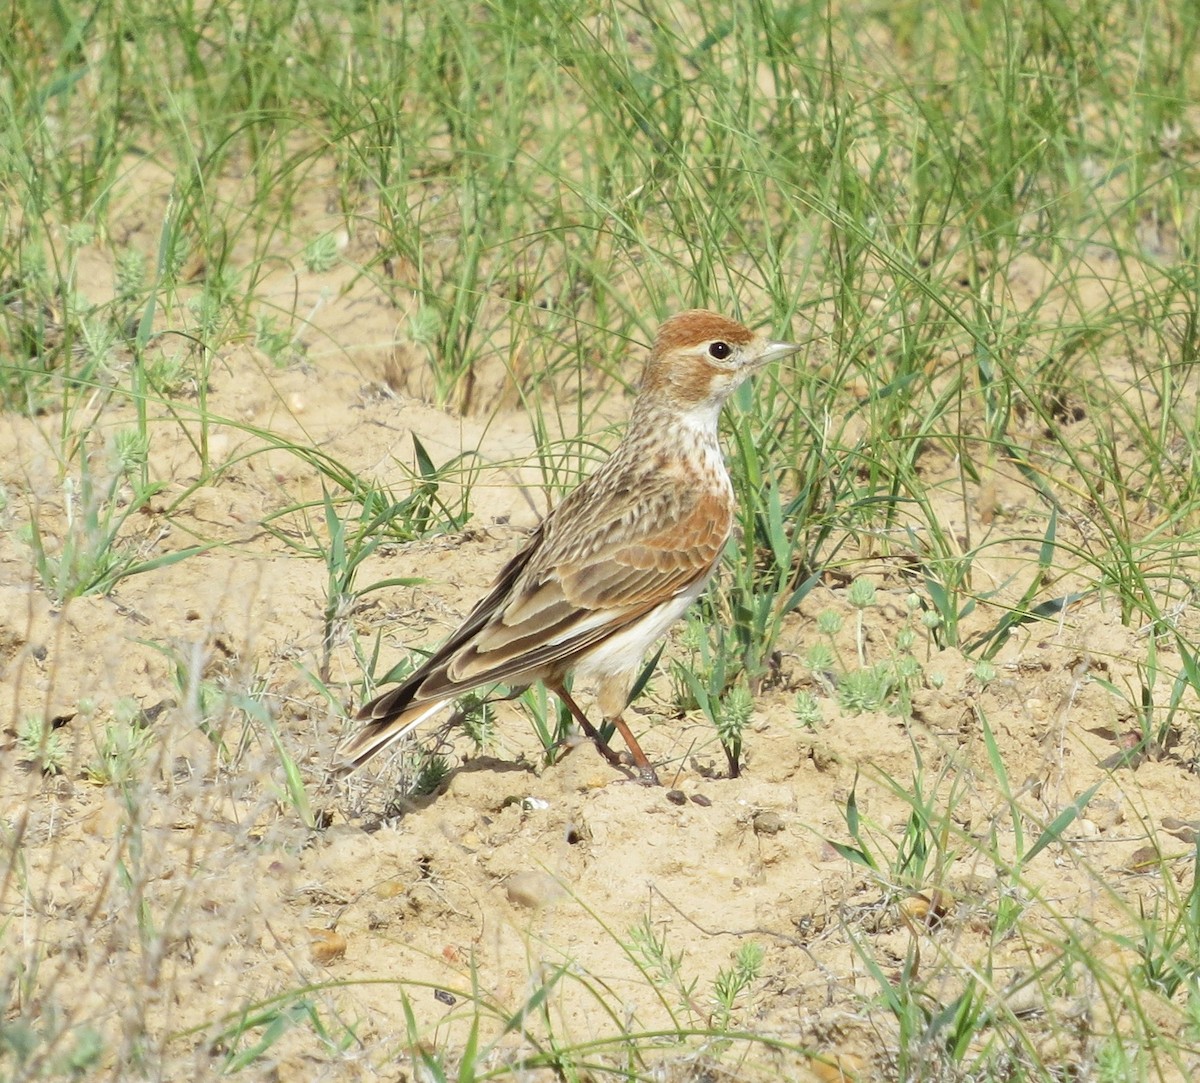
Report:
708,341,732,360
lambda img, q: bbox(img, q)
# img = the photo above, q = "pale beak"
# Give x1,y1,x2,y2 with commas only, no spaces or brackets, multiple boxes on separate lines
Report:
757,340,803,366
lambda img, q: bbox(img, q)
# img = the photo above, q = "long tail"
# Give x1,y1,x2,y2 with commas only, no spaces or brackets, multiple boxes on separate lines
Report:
336,692,451,772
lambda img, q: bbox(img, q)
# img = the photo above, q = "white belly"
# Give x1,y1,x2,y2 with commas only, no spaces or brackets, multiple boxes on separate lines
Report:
572,572,712,684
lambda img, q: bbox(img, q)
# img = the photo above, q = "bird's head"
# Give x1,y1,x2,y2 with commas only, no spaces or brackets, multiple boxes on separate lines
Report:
639,309,801,421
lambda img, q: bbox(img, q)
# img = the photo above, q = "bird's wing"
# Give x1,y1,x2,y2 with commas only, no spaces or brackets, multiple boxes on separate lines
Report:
420,483,732,694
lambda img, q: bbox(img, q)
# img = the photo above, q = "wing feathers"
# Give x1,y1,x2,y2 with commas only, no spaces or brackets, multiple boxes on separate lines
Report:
338,697,450,770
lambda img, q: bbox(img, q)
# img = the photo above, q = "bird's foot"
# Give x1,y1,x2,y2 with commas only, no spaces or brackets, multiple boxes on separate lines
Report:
633,762,661,786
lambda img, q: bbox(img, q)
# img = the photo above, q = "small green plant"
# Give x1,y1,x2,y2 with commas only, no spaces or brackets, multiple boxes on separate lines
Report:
972,659,997,685
22,430,202,603
794,690,822,728
268,439,467,684
1135,844,1200,1001
253,313,296,365
302,232,339,273
142,348,189,395
411,753,453,797
113,248,146,306
721,470,822,691
804,639,836,680
911,536,977,652
518,683,572,765
86,700,154,786
1093,633,1200,758
816,608,844,648
828,749,966,893
626,916,700,1019
837,662,897,714
806,584,928,719
712,683,753,778
0,1013,105,1078
627,917,767,1038
206,997,354,1073
17,714,67,775
847,576,877,666
711,941,764,1032
456,692,496,751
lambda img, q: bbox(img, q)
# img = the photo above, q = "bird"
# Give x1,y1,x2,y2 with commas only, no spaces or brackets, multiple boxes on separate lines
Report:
339,309,802,784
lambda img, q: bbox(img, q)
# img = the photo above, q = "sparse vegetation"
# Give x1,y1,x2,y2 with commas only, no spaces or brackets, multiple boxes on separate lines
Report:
3,0,1200,1078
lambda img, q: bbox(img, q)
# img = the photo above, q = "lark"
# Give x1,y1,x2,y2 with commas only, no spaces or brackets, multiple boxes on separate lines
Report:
340,310,801,784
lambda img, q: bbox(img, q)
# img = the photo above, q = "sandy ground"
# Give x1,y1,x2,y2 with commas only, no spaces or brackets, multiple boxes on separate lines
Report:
3,168,1200,1082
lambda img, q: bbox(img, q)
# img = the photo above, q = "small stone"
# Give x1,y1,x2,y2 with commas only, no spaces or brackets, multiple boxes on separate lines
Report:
898,889,954,931
898,893,932,927
376,879,406,899
1006,983,1046,1018
506,871,562,910
1074,818,1099,839
809,1051,865,1081
752,810,785,836
665,789,687,806
308,928,346,964
690,793,712,807
1126,845,1160,873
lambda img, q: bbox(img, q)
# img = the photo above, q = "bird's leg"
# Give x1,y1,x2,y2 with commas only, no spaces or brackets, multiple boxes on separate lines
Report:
595,674,661,785
550,683,624,767
606,713,661,786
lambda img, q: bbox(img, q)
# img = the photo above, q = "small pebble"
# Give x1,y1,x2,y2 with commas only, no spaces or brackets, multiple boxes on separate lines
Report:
1126,845,1160,872
376,879,406,899
809,1051,865,1081
898,889,953,930
308,928,346,964
690,793,712,807
665,789,687,806
752,810,785,836
506,871,562,909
